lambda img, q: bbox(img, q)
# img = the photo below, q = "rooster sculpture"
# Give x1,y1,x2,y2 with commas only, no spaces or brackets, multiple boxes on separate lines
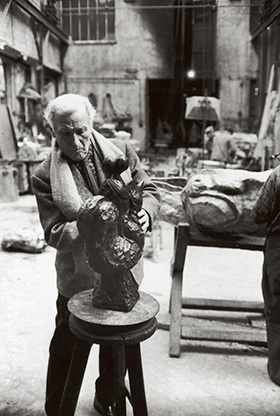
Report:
77,155,144,312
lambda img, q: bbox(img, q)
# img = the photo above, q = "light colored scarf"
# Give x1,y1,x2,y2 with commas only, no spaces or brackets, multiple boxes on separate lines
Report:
50,129,132,220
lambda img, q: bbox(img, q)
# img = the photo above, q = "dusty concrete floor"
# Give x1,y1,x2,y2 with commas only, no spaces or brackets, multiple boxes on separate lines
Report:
0,195,280,416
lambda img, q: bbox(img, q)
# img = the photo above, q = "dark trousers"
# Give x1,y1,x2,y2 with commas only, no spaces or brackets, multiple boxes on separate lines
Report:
262,232,280,386
45,293,116,416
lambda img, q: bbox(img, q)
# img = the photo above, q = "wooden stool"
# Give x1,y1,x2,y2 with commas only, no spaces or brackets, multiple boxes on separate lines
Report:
58,289,159,416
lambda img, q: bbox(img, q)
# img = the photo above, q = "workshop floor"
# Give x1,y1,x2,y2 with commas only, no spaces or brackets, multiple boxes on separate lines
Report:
0,194,279,416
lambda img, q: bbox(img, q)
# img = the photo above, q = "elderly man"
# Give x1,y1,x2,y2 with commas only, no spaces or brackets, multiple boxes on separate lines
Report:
32,93,160,416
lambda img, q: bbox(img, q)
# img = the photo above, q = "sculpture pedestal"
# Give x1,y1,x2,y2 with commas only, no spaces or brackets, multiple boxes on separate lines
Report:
57,290,160,416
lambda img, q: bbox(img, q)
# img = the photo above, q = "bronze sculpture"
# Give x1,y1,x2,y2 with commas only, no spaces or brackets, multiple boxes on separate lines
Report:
77,155,144,312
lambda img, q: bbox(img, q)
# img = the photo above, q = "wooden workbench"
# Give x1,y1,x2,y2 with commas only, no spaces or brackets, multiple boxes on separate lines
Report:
169,223,266,357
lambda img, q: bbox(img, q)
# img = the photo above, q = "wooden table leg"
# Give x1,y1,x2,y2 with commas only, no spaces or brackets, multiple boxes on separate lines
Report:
169,271,183,357
169,224,189,357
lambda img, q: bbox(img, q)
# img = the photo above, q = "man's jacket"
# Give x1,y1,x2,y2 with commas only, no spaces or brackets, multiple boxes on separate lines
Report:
32,133,160,298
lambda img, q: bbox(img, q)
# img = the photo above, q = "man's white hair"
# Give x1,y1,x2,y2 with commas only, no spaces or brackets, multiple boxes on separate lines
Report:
44,93,96,129
205,125,214,134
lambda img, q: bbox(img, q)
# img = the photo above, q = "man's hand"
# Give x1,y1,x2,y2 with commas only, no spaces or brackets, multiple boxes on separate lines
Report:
137,209,150,233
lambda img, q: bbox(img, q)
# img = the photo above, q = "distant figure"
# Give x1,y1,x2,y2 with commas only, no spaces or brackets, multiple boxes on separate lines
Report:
205,126,237,164
182,148,202,172
155,120,173,147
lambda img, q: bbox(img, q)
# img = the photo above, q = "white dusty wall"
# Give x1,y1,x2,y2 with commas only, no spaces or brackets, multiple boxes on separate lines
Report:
0,1,65,137
64,0,174,150
216,0,258,130
1,4,38,61
64,0,260,144
0,2,62,73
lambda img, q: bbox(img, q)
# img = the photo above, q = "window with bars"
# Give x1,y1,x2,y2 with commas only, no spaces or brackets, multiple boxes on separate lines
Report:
58,0,115,42
191,1,216,80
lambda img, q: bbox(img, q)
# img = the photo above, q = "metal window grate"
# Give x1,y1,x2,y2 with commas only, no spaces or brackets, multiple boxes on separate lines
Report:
58,0,115,42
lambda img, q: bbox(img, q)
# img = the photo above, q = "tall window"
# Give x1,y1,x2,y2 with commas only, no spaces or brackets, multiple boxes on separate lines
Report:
58,0,115,42
191,0,216,95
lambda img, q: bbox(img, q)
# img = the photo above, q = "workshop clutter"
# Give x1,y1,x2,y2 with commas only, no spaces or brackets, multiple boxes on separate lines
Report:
1,227,46,254
0,161,19,202
0,102,51,200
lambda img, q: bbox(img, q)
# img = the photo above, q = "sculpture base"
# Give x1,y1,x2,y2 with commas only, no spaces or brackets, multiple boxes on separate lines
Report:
68,290,160,327
92,271,140,312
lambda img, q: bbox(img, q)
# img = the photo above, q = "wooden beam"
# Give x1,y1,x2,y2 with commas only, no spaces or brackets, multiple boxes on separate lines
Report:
181,326,267,345
179,226,265,251
251,4,280,40
169,225,189,357
259,64,275,170
181,298,264,313
0,0,12,30
13,0,69,45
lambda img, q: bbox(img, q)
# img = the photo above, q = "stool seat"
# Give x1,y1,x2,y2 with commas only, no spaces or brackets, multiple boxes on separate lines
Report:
68,290,159,327
69,313,158,346
58,289,159,416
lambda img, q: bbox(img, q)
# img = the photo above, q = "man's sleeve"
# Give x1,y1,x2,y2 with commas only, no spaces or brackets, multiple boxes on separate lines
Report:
252,172,275,225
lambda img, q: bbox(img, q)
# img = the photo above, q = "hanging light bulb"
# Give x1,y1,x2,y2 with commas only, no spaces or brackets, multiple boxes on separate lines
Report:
187,69,196,79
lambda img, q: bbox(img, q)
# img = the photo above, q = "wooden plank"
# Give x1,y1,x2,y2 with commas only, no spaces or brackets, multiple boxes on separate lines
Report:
259,64,275,141
173,224,190,272
185,229,265,251
0,104,18,160
182,298,264,313
175,223,265,252
169,271,183,358
169,225,189,357
181,326,267,345
259,65,275,170
270,78,280,159
0,0,12,28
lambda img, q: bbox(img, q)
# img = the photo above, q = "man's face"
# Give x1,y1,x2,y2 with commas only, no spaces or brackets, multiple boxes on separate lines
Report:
205,129,214,140
52,107,92,161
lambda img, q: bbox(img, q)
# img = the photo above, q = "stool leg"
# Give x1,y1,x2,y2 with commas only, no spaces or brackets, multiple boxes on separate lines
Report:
58,338,91,416
126,343,148,416
113,343,127,416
